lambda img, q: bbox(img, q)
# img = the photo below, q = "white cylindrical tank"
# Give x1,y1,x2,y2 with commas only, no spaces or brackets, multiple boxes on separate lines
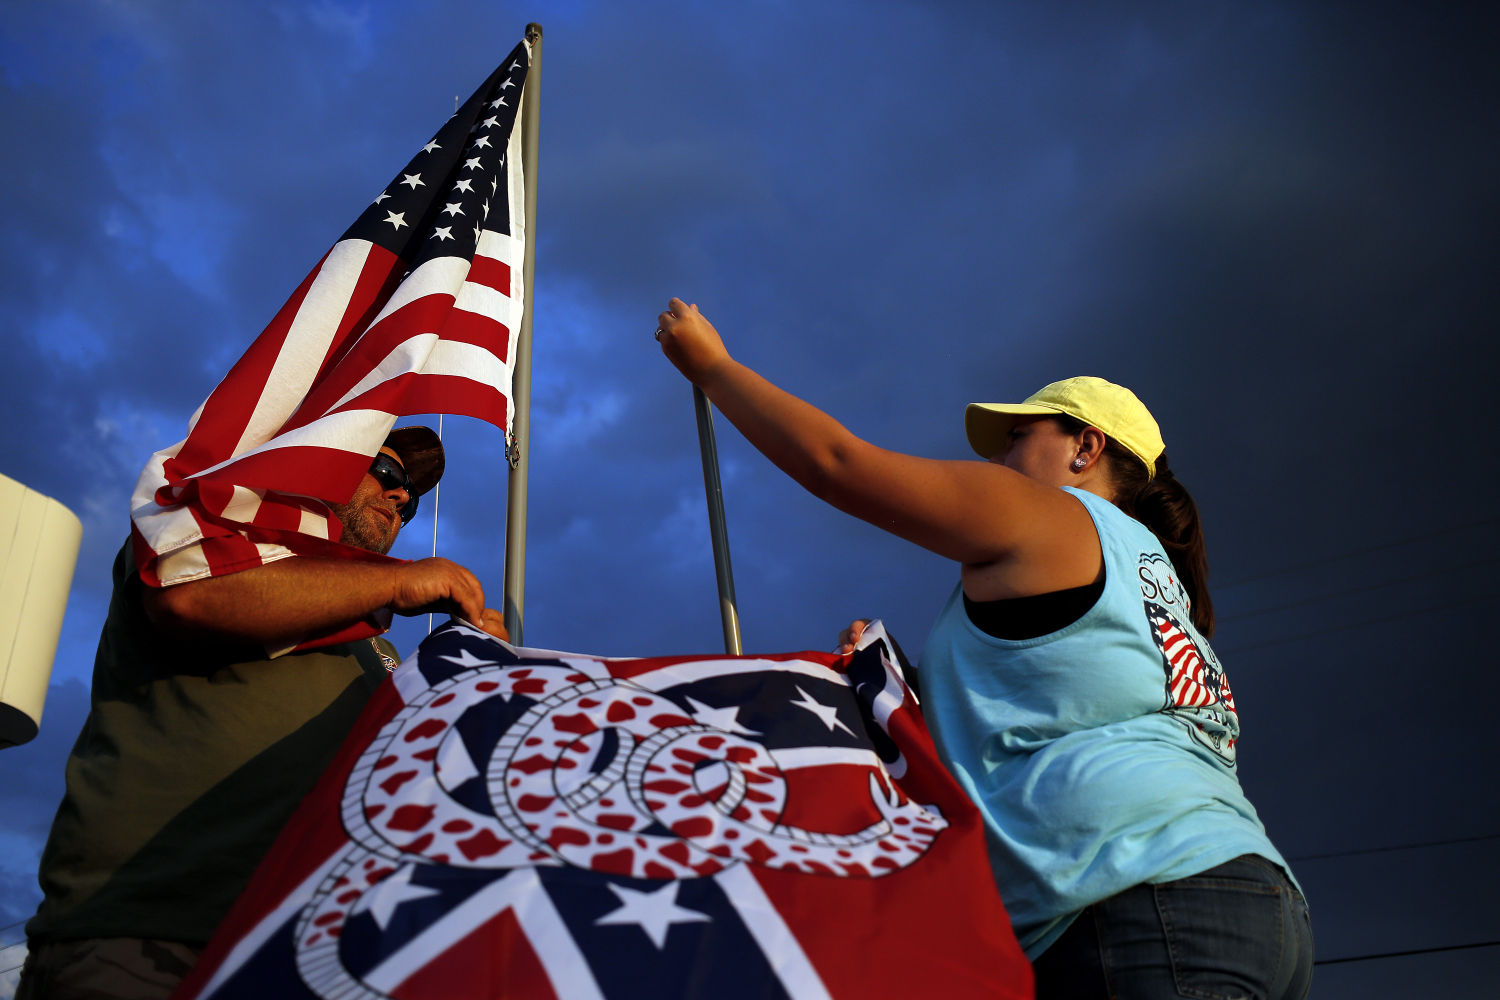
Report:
1,473,83,748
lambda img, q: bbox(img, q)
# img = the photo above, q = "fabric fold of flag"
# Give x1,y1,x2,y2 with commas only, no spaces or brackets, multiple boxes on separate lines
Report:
130,39,532,610
170,621,1033,1000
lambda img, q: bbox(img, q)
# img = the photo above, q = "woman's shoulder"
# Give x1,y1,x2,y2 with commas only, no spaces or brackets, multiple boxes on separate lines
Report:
961,485,1106,600
1062,487,1176,584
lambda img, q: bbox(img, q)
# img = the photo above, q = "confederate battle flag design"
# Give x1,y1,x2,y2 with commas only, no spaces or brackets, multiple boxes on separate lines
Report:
130,38,532,640
170,622,1032,999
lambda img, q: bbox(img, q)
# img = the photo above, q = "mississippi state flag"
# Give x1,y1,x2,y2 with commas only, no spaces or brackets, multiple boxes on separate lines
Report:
130,38,532,606
172,621,1032,999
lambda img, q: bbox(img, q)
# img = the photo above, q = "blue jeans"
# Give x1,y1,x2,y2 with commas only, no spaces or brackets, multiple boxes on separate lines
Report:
1030,855,1314,1000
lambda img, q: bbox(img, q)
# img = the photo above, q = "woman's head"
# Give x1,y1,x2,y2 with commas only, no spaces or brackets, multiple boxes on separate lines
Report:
985,415,1106,487
965,376,1164,480
964,377,1215,635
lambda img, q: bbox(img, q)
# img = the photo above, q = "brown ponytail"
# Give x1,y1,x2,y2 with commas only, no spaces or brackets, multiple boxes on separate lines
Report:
1105,447,1215,636
1053,416,1215,636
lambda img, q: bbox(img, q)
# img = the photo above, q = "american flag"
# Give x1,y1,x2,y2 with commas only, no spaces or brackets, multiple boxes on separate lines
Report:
129,40,532,615
1146,601,1239,764
170,621,1033,1000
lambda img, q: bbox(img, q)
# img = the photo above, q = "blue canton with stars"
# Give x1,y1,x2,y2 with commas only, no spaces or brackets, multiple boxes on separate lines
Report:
342,40,527,266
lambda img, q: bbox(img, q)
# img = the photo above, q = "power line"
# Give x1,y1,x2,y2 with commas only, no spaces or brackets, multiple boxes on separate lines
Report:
1315,939,1500,966
1215,515,1499,591
1286,831,1500,863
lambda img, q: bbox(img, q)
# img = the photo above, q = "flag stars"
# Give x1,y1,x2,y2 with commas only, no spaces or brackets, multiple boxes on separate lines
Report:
400,173,425,190
354,864,441,930
473,135,492,150
446,620,499,643
431,227,454,242
500,77,517,89
595,882,709,949
790,686,856,737
454,179,474,194
441,201,465,217
373,191,391,205
684,697,760,736
463,156,482,171
421,141,441,154
438,647,490,669
481,116,499,129
383,211,407,230
490,96,509,108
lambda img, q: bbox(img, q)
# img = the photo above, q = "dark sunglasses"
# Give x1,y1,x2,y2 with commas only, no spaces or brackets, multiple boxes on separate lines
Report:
369,453,419,524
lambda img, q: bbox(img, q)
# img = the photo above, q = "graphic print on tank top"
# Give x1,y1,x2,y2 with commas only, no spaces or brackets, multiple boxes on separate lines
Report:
1138,552,1239,765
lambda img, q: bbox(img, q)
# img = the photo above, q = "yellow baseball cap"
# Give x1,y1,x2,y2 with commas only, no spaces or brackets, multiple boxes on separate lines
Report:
965,376,1165,477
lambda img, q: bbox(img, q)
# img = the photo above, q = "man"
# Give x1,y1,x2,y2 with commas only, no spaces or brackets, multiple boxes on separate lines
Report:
19,427,507,999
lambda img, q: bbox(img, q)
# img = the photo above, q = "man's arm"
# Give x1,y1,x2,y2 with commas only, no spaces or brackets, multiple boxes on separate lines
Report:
142,555,507,646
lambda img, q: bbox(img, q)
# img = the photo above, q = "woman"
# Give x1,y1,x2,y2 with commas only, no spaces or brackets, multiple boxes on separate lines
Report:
655,298,1313,999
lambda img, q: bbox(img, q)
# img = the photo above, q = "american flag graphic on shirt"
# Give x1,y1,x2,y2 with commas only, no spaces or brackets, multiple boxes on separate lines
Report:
129,39,532,632
169,621,1033,1000
1140,553,1239,765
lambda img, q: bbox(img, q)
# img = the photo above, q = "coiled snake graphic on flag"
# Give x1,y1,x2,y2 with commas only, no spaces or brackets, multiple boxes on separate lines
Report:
294,647,947,998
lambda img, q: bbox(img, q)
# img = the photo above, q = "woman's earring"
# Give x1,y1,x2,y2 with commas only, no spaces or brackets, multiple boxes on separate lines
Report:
1071,457,1088,471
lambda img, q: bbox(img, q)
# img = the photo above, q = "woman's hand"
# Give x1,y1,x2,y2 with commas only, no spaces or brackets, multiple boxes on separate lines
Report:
656,297,732,386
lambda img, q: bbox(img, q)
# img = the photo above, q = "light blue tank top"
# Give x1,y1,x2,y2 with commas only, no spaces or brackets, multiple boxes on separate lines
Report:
920,487,1296,958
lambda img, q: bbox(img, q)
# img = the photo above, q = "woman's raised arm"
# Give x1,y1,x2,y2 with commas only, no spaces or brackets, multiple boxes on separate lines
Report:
655,298,1093,580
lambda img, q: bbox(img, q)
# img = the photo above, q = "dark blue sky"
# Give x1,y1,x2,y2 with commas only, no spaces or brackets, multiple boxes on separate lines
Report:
2,2,1496,995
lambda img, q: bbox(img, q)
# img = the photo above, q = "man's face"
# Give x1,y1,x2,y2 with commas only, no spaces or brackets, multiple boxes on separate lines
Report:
329,447,409,555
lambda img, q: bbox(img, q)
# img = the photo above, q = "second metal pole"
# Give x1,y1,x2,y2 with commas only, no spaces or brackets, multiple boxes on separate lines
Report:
693,386,743,655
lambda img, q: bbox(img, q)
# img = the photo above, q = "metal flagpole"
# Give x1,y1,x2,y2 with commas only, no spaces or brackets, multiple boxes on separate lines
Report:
693,386,743,655
503,23,542,644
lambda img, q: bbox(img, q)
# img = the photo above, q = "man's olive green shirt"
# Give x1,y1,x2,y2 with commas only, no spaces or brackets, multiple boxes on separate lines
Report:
27,542,395,946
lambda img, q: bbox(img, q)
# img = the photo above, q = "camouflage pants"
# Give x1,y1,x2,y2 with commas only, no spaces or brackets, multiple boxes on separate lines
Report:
17,938,202,1000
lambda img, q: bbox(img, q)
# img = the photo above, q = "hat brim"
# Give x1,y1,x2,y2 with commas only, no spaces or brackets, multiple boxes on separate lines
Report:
383,426,445,496
964,402,1065,459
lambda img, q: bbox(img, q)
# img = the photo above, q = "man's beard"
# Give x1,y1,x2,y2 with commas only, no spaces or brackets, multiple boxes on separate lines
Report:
329,500,397,555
